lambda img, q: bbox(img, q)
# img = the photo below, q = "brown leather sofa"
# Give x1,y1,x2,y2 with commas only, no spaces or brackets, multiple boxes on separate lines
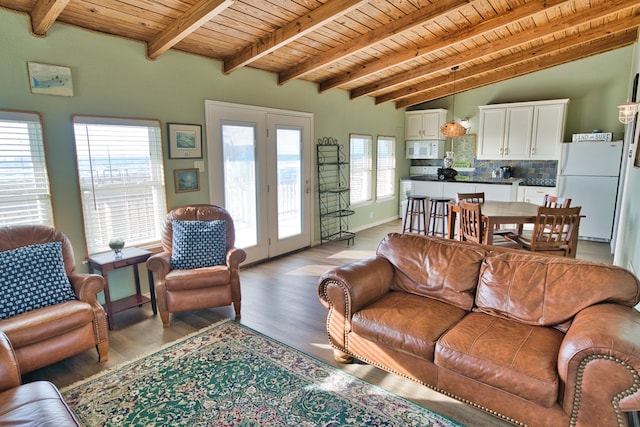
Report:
0,331,81,425
318,233,640,427
0,225,108,373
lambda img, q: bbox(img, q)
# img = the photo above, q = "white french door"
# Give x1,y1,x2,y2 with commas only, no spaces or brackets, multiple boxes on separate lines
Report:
205,101,312,264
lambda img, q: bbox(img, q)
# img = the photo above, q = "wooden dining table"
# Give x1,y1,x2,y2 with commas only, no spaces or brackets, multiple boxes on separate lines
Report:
447,200,540,245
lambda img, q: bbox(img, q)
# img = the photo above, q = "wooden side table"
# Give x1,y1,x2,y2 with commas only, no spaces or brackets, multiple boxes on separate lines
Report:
87,247,157,330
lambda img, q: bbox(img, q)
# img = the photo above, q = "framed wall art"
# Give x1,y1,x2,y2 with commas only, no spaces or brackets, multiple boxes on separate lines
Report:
27,62,74,96
174,168,200,193
168,123,202,159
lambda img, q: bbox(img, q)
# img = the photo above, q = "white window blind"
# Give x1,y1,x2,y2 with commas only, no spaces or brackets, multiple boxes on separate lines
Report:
73,116,167,254
376,136,396,199
0,111,53,226
349,134,372,205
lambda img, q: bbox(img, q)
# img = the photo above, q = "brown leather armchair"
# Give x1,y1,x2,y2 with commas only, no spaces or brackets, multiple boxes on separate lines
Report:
146,205,247,327
0,331,81,425
0,225,108,374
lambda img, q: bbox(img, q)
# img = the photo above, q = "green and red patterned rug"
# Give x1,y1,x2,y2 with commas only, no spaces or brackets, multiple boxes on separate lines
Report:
62,319,462,426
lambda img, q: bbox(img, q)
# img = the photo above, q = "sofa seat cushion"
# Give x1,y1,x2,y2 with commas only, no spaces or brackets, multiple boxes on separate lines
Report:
0,301,94,348
0,381,80,425
351,291,467,360
165,266,231,291
435,312,564,407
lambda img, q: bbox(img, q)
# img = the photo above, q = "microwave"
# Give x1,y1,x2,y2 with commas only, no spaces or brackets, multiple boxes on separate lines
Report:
405,140,445,159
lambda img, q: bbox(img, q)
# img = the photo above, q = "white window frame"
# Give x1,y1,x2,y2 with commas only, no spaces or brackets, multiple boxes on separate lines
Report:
0,110,53,226
349,133,373,206
376,135,396,200
72,115,167,254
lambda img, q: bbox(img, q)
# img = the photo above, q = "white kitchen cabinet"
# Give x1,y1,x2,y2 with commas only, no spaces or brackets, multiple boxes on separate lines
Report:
442,182,475,200
530,103,567,159
517,186,557,205
477,99,568,160
405,109,447,140
475,183,518,202
413,181,444,198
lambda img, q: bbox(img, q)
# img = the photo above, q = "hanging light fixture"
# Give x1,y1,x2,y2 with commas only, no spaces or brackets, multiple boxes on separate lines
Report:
440,66,467,137
617,101,639,124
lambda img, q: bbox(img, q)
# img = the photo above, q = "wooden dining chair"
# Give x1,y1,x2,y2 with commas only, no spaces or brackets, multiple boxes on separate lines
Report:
505,206,582,257
458,200,484,244
543,194,571,208
456,192,513,237
456,192,485,203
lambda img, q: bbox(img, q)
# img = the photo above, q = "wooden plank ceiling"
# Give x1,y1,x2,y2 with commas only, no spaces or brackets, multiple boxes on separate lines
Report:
3,0,639,108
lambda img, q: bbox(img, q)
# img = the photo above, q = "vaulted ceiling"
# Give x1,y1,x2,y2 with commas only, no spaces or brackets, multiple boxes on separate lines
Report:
3,0,639,108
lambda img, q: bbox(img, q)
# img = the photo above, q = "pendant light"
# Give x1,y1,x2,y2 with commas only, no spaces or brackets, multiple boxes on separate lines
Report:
440,66,467,137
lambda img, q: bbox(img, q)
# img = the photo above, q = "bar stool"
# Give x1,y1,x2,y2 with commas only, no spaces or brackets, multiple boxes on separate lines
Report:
428,197,452,237
402,196,428,234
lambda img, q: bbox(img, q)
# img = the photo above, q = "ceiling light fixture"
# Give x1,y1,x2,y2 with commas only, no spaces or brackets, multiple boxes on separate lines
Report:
617,101,639,124
440,66,467,137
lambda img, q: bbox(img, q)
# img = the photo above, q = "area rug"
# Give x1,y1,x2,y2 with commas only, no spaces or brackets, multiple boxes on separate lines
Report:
61,319,462,426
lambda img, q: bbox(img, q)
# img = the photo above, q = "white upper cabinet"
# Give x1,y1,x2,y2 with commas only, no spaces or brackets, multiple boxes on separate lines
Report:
405,109,448,140
477,99,568,160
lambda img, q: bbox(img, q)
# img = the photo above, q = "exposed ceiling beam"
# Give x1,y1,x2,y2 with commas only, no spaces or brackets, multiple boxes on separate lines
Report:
378,15,640,105
277,0,470,85
320,0,567,93
147,0,234,60
395,30,639,109
223,0,366,74
351,0,639,99
31,0,71,35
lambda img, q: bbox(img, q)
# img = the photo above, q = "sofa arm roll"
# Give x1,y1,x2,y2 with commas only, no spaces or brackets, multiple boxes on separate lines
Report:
227,247,247,268
318,257,394,348
558,303,640,422
0,331,21,391
68,272,105,303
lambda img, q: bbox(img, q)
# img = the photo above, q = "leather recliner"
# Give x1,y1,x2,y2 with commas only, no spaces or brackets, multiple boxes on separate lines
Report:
146,205,247,327
0,225,109,374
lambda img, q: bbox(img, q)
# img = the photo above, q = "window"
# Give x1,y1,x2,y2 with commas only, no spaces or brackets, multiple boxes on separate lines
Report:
0,110,53,226
73,116,167,254
376,136,396,200
349,134,372,205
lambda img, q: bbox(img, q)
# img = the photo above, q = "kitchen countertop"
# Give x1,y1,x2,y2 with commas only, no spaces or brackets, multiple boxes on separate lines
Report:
403,175,524,185
403,175,557,187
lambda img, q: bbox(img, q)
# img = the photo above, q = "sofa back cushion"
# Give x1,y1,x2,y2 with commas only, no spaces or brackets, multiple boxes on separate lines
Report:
376,233,487,310
475,251,640,329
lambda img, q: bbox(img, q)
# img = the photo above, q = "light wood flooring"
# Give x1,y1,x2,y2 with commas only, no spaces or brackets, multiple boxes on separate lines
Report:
23,220,615,426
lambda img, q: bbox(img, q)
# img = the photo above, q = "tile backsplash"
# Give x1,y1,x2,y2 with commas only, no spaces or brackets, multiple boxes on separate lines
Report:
412,158,558,185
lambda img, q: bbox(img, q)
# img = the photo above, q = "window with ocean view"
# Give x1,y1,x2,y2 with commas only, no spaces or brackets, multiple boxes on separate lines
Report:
73,116,167,254
0,110,53,226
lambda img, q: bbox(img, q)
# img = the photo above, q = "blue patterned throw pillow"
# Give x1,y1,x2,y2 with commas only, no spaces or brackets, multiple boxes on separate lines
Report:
0,242,77,320
170,220,227,270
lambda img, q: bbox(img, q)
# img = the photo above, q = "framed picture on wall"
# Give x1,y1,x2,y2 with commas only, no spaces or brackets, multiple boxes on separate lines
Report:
174,168,200,193
27,62,74,96
168,123,202,159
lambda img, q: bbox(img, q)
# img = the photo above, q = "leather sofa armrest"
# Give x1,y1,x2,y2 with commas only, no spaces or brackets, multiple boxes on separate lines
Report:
68,272,105,303
0,331,21,391
146,251,171,279
318,257,394,348
558,303,640,421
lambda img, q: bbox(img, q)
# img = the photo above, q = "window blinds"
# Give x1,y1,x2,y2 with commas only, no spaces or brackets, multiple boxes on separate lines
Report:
376,136,396,199
349,134,372,205
73,116,167,254
0,111,53,226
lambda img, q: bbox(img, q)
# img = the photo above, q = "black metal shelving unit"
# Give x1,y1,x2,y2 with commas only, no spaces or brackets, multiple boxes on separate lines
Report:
316,137,355,245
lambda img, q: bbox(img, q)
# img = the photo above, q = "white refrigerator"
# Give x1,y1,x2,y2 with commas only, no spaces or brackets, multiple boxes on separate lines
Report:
557,141,623,242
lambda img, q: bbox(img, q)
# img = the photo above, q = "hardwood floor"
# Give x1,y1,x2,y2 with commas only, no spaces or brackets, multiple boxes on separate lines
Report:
23,220,615,426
